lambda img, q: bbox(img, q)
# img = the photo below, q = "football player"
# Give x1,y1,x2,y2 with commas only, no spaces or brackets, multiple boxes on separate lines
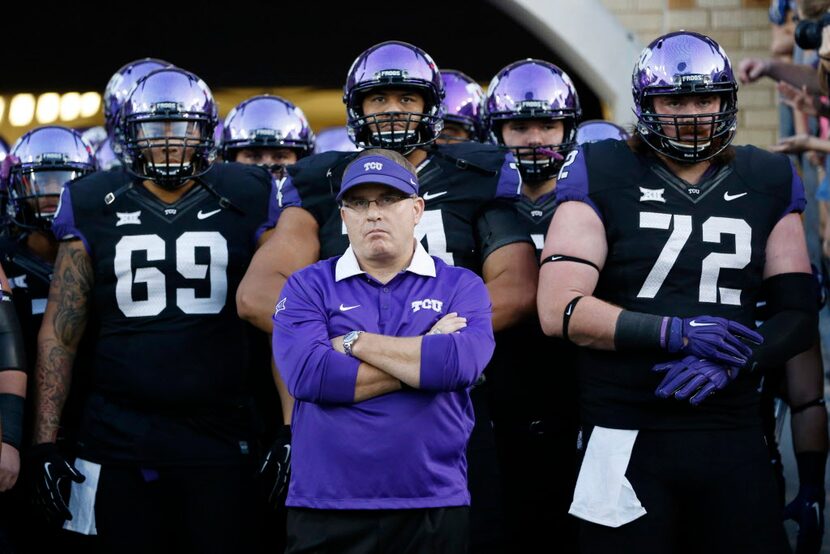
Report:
576,119,630,145
0,126,97,551
222,95,315,178
437,69,485,144
30,68,279,552
482,58,583,552
538,31,815,552
237,40,537,552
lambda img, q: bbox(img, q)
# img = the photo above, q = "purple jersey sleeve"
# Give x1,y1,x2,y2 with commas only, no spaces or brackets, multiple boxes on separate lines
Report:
254,176,281,242
553,147,603,222
51,185,91,254
277,173,302,209
494,150,522,200
419,269,495,391
272,270,360,404
779,158,807,220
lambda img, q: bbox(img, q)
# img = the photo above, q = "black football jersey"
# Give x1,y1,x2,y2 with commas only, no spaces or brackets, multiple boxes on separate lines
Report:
555,139,805,430
516,191,557,260
52,163,278,463
279,142,531,274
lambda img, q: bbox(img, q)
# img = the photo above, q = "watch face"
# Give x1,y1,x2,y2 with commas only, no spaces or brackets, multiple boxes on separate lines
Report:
345,331,359,342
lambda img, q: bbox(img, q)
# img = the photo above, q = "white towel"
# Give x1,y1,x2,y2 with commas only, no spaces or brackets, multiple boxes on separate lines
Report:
568,426,647,528
63,458,100,535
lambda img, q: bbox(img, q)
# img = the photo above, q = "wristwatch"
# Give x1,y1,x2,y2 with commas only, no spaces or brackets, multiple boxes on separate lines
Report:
343,330,363,357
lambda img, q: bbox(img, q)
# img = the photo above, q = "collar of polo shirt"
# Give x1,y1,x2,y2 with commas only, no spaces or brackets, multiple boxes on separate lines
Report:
335,240,435,282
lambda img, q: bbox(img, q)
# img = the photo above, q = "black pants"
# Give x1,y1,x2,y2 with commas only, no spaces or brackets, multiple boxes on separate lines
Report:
493,419,580,554
94,463,259,554
286,506,469,554
579,426,791,554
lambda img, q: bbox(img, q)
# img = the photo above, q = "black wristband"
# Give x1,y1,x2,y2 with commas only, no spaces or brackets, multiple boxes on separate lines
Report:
614,310,666,351
795,450,828,490
0,393,24,449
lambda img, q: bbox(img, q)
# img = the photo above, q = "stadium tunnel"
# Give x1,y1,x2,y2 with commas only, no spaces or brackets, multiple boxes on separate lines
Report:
0,0,640,143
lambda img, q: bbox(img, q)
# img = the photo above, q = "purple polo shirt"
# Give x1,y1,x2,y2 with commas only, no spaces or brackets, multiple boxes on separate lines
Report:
272,241,495,509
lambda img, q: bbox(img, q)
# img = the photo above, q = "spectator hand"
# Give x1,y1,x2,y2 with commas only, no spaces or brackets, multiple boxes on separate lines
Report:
26,442,84,524
777,81,819,116
783,485,824,554
737,58,770,84
259,425,292,509
652,356,737,406
770,134,814,155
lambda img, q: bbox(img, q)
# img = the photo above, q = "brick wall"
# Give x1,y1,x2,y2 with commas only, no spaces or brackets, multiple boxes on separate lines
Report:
599,0,781,145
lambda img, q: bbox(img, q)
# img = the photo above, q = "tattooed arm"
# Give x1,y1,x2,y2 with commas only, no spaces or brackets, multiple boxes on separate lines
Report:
33,240,93,444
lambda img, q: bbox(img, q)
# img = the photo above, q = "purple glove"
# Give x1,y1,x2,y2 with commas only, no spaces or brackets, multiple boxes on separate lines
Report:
652,355,737,406
662,316,762,367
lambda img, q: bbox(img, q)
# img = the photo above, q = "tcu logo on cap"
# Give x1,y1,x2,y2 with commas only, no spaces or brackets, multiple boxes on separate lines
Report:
411,299,443,313
364,161,383,171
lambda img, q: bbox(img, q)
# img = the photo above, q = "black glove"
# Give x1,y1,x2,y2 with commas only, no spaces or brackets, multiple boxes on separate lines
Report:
27,442,85,524
259,425,291,508
784,485,824,554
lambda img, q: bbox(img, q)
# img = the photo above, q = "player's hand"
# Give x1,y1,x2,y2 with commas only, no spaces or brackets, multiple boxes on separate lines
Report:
0,443,20,491
783,485,824,554
663,316,762,367
652,356,737,405
428,312,467,335
259,425,291,509
27,442,85,523
737,58,769,84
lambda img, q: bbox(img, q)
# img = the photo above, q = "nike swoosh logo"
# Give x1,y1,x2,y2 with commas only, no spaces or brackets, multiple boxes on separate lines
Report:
811,502,821,523
197,209,222,220
423,191,448,201
723,191,747,201
689,320,717,327
565,305,574,316
339,304,360,311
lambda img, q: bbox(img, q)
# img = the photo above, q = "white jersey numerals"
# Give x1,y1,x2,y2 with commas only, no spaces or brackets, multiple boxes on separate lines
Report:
637,212,752,306
114,232,228,317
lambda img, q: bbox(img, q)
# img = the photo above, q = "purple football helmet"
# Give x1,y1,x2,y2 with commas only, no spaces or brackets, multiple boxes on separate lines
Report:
314,126,360,154
222,95,315,171
104,58,173,134
576,120,631,144
119,68,218,190
485,59,581,181
440,70,485,142
343,41,445,152
5,126,96,230
95,137,122,171
632,31,738,162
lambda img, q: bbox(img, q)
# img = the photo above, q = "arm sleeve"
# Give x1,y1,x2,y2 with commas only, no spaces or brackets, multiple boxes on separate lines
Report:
52,185,91,254
272,274,360,404
419,270,495,391
553,147,604,223
254,175,282,242
476,200,534,261
750,272,819,372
